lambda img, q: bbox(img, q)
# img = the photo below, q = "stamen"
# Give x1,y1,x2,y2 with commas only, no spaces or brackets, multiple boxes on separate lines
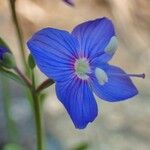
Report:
89,36,118,63
124,73,145,79
105,36,118,55
111,73,145,79
95,68,108,85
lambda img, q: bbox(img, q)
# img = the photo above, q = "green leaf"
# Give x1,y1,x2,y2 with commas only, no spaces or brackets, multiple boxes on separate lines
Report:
28,54,35,69
0,67,26,86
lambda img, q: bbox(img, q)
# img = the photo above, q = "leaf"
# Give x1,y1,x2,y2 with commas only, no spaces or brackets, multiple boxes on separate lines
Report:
0,67,26,86
28,54,35,69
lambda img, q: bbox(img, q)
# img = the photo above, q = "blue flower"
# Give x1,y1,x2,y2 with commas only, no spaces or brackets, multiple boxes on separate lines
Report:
0,46,8,60
27,17,144,129
63,0,74,6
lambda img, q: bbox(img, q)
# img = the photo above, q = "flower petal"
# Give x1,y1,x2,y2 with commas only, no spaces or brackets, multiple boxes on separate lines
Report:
90,64,138,102
56,77,98,129
27,28,79,81
72,17,116,62
63,0,74,6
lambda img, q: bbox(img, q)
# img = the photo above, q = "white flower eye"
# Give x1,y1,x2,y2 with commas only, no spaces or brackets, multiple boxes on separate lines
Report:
105,36,118,55
95,68,108,85
75,58,91,80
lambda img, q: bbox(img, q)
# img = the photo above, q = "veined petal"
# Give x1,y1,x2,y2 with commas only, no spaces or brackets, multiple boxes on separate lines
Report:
56,77,98,129
72,17,116,62
90,64,138,102
27,28,79,81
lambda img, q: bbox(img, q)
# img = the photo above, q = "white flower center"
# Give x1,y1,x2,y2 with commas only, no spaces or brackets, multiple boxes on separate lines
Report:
95,68,108,85
75,58,90,79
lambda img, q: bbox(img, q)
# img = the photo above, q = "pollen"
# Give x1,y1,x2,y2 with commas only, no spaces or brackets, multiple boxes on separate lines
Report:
105,36,118,55
75,58,90,79
95,68,108,85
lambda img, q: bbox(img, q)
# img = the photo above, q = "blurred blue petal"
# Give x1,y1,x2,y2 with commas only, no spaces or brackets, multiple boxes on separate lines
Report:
63,0,74,6
72,17,115,62
27,28,79,81
90,64,138,102
56,78,98,129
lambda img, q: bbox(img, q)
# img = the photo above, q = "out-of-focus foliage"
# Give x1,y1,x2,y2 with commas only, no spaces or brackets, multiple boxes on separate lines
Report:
0,67,25,86
3,143,24,150
72,142,89,150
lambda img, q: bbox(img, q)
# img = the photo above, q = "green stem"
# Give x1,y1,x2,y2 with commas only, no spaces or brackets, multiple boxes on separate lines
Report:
31,70,44,150
14,67,32,88
32,92,43,150
9,0,28,73
14,66,44,149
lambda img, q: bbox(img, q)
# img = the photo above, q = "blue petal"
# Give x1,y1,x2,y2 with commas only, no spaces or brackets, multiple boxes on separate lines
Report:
27,28,79,81
72,17,115,62
56,77,98,129
90,64,138,102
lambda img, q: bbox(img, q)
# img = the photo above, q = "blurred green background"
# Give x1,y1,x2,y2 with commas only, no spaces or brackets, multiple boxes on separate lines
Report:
0,0,150,150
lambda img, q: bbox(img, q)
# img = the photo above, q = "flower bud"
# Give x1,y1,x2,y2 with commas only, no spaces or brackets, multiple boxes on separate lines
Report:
0,47,16,69
0,46,8,60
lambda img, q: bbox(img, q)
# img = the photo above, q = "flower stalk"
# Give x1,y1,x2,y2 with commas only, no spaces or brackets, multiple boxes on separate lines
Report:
31,69,44,150
32,91,44,150
9,0,28,73
14,65,45,150
14,67,32,88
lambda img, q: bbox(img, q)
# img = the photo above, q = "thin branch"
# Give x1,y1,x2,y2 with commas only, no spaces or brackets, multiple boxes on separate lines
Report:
14,67,32,88
9,0,28,72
